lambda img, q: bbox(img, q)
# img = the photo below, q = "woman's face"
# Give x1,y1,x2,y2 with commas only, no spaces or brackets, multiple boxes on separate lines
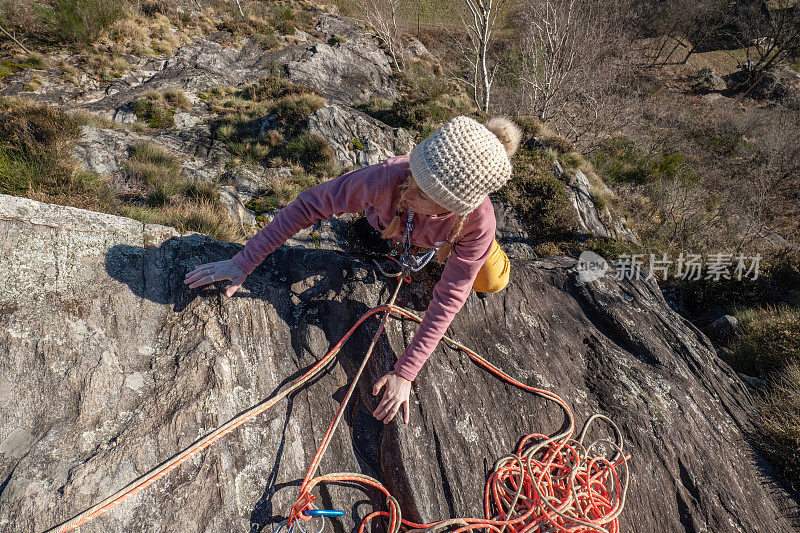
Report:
402,174,451,216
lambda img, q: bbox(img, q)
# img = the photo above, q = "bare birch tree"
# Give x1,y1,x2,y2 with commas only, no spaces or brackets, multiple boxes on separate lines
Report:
352,0,407,72
453,0,509,113
509,0,636,148
516,0,584,121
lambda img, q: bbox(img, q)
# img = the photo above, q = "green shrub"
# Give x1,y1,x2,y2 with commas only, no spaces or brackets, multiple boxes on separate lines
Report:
376,63,474,135
246,167,324,214
124,141,185,205
234,78,325,132
724,304,800,493
687,122,750,156
276,19,296,35
215,120,237,143
131,91,175,128
184,181,217,202
283,132,335,168
0,144,47,195
728,304,800,376
37,0,126,47
561,150,583,169
663,247,800,321
271,5,294,21
20,53,48,70
211,112,276,164
590,136,695,186
271,93,326,125
154,197,244,243
542,135,575,154
0,97,119,211
589,190,608,211
163,87,191,110
254,31,281,50
241,76,322,104
582,236,646,260
500,148,576,241
513,115,550,138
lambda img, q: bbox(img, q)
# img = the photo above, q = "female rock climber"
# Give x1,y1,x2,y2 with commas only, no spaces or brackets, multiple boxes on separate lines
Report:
184,114,522,426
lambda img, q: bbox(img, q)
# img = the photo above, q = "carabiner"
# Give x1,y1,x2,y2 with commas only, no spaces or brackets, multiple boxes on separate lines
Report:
407,248,437,271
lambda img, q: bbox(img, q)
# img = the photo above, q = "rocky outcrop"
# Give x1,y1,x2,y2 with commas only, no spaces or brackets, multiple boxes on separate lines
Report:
564,167,640,245
308,105,416,168
71,124,228,185
2,1,641,249
1,194,798,532
1,15,399,114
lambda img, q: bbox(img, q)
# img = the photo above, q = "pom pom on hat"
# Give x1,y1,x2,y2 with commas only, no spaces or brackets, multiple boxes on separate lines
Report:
409,115,520,215
485,115,523,158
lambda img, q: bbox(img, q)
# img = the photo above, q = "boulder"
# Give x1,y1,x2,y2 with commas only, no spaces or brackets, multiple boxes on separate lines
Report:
1,194,798,532
307,104,416,168
691,67,727,93
217,185,258,227
707,314,744,344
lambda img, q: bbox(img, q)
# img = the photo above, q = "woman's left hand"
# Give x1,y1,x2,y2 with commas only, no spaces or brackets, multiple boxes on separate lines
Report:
372,371,411,424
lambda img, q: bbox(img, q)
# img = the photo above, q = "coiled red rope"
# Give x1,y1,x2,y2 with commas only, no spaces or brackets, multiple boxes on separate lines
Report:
46,275,630,533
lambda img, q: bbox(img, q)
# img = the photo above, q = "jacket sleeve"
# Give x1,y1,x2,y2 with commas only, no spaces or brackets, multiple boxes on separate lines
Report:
231,159,400,275
392,201,496,381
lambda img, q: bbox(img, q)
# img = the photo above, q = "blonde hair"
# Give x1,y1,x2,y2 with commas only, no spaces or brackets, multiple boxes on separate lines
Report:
380,177,411,241
435,214,468,263
380,175,468,264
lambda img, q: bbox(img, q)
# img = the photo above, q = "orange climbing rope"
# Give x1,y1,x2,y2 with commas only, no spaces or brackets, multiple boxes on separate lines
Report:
45,272,630,533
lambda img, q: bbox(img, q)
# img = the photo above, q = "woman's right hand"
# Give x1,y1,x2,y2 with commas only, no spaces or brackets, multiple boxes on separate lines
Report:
184,259,248,297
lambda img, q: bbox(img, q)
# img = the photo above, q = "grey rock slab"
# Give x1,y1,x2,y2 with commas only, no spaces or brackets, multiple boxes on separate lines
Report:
564,168,641,246
0,194,384,532
70,125,227,197
0,194,797,532
307,105,416,168
217,185,258,227
2,11,398,120
380,257,800,532
314,12,365,40
286,39,398,106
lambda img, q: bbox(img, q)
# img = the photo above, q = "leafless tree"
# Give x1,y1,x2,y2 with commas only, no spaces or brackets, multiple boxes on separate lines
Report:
234,0,245,18
505,0,637,149
642,162,726,251
731,108,800,248
727,0,800,94
514,0,586,121
451,0,510,113
351,0,407,72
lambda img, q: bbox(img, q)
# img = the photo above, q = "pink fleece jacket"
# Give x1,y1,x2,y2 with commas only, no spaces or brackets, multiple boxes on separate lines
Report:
231,154,496,381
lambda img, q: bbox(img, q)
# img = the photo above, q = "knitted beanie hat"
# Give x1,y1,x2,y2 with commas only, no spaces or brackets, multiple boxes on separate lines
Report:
408,115,521,216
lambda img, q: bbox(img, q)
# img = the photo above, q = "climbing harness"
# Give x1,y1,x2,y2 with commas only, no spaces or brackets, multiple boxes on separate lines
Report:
373,207,443,281
45,243,631,533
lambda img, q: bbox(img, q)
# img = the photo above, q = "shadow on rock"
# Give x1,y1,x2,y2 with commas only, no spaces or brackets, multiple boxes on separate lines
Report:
105,233,416,532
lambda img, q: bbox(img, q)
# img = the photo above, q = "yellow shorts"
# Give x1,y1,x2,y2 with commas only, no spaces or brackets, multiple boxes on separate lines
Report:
472,238,510,293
